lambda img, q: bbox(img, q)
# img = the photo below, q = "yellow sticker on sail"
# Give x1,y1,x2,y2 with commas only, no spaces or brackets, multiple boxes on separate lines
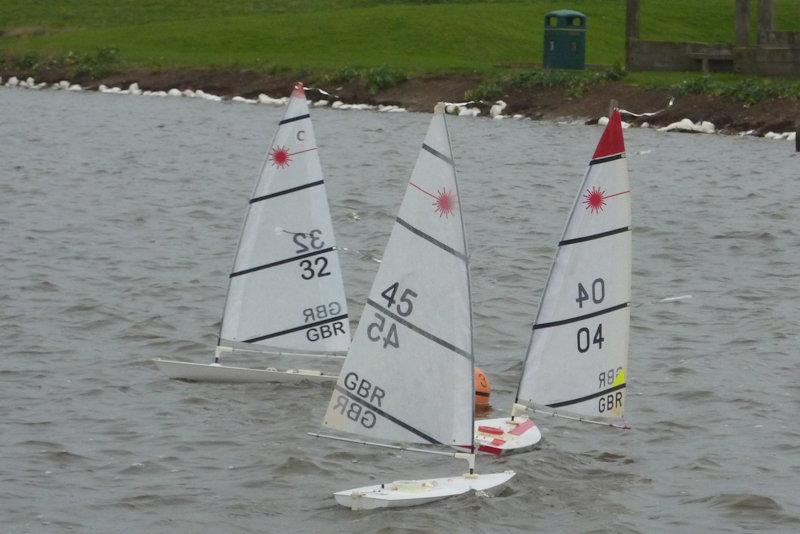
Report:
612,368,626,387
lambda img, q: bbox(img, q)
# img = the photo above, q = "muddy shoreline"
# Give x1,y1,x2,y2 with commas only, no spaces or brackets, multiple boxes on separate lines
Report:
4,67,800,135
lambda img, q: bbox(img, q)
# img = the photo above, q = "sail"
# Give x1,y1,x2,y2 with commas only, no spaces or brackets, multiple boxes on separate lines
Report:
322,105,473,447
516,109,631,421
219,83,350,354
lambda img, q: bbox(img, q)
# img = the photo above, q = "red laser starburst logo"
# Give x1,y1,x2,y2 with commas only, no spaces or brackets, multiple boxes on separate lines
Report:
582,186,606,213
269,146,291,168
433,188,457,218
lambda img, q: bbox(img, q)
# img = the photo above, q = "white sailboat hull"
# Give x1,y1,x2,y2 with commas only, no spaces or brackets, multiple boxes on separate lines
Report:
474,416,542,456
333,470,515,510
153,359,336,384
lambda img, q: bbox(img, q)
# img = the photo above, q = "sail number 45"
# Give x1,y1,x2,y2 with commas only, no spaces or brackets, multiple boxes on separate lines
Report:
367,282,418,349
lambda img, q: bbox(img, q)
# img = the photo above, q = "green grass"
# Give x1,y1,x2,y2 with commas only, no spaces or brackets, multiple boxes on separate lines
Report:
2,1,800,88
627,70,800,104
0,2,625,73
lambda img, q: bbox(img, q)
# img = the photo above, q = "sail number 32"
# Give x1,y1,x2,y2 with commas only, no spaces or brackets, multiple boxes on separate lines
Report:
367,282,418,349
295,229,331,280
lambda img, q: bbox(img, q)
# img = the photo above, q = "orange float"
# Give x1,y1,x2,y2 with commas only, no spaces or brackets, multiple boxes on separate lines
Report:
474,367,491,407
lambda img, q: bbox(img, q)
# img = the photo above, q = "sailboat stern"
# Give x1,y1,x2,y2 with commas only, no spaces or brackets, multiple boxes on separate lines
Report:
474,416,543,456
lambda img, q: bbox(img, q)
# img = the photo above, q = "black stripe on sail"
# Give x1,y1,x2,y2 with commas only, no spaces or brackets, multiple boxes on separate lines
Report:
243,314,348,344
279,113,310,125
334,385,441,445
395,217,466,262
421,143,454,166
589,153,625,166
250,180,324,204
559,226,630,246
533,302,629,330
230,247,334,278
366,299,471,359
546,383,626,408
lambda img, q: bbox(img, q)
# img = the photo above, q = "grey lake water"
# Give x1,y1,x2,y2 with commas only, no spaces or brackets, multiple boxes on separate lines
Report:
1,87,798,533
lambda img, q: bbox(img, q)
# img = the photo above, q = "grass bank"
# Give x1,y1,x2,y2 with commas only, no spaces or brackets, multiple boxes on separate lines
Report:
2,0,800,74
3,1,800,132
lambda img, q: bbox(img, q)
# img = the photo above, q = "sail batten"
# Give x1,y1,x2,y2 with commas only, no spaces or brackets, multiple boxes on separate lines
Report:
516,109,631,422
218,82,350,354
323,106,473,447
249,179,324,203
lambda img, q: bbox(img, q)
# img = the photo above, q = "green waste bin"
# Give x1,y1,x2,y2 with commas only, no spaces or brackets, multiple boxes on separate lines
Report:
543,9,586,70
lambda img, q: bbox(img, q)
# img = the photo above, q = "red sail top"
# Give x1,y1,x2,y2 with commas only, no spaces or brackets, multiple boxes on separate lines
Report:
291,81,305,99
592,109,625,159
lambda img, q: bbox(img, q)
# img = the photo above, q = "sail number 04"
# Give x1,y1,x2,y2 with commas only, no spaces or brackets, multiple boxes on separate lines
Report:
367,282,418,349
577,324,604,353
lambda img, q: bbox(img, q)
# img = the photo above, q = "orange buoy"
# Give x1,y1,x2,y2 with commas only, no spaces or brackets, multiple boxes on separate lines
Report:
474,367,491,407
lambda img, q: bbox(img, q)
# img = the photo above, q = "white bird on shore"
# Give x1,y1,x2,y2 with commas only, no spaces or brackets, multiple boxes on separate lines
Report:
489,100,506,118
458,106,480,117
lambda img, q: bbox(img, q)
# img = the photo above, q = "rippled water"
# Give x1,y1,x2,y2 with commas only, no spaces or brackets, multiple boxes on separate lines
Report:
2,88,798,533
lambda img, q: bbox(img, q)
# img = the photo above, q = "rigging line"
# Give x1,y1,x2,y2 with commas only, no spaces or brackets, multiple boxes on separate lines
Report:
604,189,631,200
288,147,318,157
527,408,630,430
216,346,346,359
409,181,437,199
333,385,442,445
308,433,458,457
366,299,471,359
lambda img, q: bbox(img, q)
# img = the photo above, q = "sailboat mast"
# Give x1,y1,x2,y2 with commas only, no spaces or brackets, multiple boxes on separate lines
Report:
440,108,476,456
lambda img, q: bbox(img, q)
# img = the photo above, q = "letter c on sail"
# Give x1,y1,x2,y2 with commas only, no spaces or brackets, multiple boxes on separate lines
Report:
297,130,306,141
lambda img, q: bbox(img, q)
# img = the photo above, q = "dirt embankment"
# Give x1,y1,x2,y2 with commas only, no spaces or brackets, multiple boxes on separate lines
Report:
5,67,800,134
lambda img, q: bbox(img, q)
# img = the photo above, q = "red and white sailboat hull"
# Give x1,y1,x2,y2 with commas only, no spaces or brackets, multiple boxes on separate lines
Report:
473,416,542,456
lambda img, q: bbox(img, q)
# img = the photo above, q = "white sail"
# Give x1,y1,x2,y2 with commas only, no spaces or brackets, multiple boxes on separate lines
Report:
323,105,473,447
516,109,631,421
219,83,350,354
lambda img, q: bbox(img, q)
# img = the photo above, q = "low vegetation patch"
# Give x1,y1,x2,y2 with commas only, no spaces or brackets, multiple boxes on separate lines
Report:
317,65,407,95
466,64,627,101
669,75,800,105
0,47,121,79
